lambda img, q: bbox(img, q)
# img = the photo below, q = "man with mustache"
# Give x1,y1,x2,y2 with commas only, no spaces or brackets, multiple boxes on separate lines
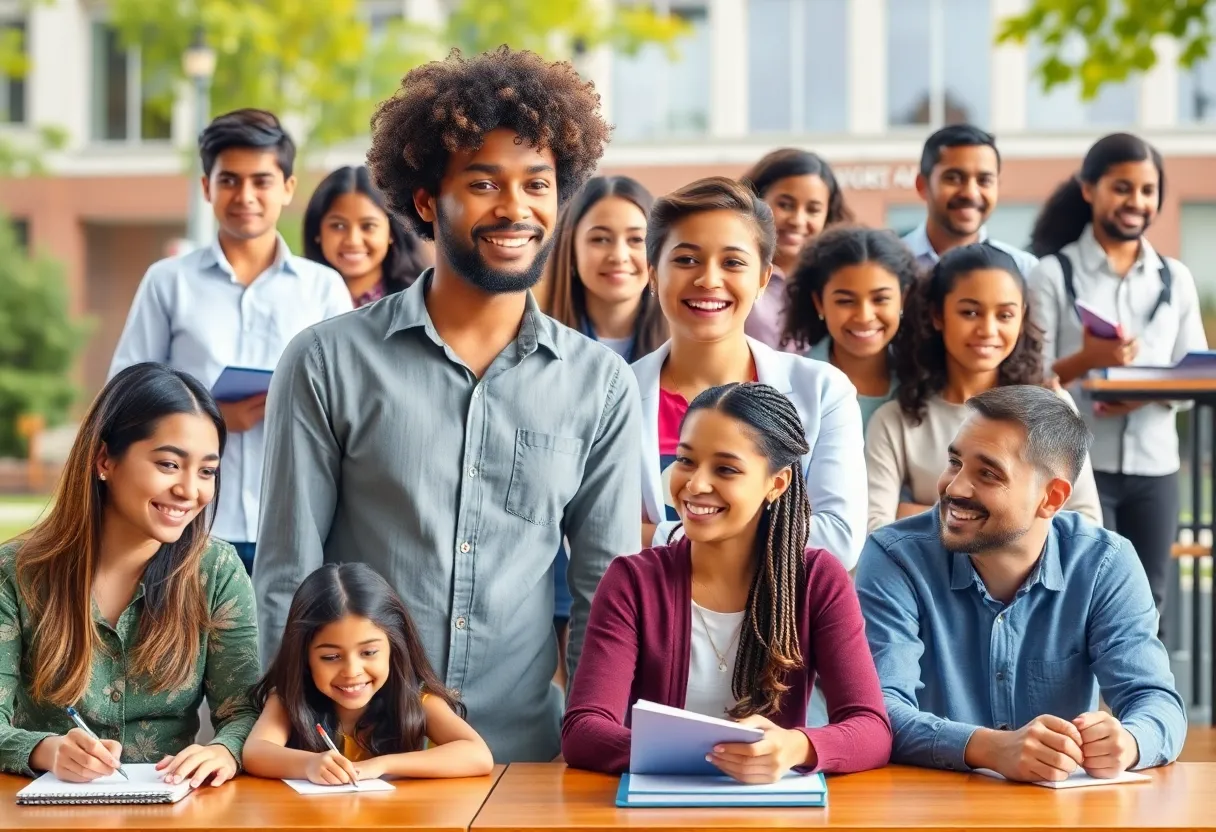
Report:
253,47,643,763
856,385,1185,783
902,125,1038,277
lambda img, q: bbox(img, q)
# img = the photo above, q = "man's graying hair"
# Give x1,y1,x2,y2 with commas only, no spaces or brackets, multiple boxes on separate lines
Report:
965,385,1092,484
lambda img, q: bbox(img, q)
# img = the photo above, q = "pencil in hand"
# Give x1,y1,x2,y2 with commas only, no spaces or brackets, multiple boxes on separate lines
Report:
315,723,361,789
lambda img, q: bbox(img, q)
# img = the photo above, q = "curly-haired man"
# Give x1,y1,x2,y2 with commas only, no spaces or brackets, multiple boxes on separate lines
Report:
254,48,643,763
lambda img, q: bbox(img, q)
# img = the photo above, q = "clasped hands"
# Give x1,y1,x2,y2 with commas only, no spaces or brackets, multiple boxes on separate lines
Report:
982,712,1139,783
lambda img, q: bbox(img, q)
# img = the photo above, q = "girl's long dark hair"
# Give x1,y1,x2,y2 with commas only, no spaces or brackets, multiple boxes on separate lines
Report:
782,225,919,351
251,563,461,756
303,165,432,294
16,362,225,705
1028,133,1165,258
676,382,811,718
893,243,1045,426
741,148,854,228
544,175,667,359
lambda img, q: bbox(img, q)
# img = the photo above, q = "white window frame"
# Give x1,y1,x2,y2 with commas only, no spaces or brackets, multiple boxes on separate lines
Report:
89,17,172,144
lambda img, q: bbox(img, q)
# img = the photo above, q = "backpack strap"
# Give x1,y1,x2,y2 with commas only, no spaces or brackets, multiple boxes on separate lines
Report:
1148,258,1172,323
1056,253,1079,320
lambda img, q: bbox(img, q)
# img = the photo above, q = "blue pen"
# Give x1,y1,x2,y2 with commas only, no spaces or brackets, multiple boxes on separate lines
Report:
65,707,130,781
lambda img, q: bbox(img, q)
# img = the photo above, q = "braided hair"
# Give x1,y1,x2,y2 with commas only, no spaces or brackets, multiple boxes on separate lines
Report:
679,381,812,718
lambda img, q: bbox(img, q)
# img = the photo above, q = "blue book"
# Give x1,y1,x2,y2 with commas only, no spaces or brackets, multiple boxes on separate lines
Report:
210,366,274,402
615,772,828,808
629,700,763,776
1103,350,1216,382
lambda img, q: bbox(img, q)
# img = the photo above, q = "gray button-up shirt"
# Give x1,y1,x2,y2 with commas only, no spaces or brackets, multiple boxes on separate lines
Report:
902,222,1039,277
253,270,643,762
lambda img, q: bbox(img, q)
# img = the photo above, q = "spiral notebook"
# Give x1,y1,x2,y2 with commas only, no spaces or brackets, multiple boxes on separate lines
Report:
15,764,193,805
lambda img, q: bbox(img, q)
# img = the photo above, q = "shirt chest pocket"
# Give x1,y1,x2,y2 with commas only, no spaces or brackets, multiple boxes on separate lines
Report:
505,430,586,527
1024,651,1087,706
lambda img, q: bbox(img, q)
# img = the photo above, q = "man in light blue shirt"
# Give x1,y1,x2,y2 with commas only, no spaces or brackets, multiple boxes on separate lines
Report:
902,125,1037,277
108,109,352,572
857,385,1185,783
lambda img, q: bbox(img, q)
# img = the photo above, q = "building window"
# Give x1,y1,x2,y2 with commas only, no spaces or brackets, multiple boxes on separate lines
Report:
8,217,28,251
1180,9,1216,124
747,0,848,134
0,18,26,124
886,0,992,128
1181,204,1216,302
90,22,172,142
611,3,710,141
1025,36,1138,129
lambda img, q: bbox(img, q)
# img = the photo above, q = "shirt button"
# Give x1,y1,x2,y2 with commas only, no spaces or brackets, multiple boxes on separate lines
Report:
455,617,467,630
998,724,1010,730
459,541,471,554
996,671,1005,681
996,614,1004,624
110,691,122,703
472,386,482,399
468,467,478,478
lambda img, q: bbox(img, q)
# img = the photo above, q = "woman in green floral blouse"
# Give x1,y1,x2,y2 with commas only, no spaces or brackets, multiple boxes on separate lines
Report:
0,362,260,787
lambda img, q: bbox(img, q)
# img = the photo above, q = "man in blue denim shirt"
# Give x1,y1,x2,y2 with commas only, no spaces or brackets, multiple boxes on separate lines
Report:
857,385,1185,782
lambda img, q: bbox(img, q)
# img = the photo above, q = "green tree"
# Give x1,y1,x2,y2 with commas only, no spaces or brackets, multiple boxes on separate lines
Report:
998,0,1212,98
0,218,92,457
109,0,687,149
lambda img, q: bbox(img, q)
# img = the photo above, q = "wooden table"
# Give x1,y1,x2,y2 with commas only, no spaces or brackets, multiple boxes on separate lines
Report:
471,763,1216,832
1083,376,1216,713
0,766,504,832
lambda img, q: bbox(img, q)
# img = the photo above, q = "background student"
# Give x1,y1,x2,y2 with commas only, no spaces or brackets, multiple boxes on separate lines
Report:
303,164,433,307
634,177,866,570
740,148,853,349
563,382,891,781
107,109,353,575
542,174,667,687
782,226,918,433
865,244,1103,531
901,125,1037,276
1028,132,1208,633
243,563,493,783
0,363,259,785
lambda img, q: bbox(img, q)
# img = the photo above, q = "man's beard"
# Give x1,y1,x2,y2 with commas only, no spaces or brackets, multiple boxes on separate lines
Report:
938,496,1028,555
1099,214,1151,243
436,204,554,295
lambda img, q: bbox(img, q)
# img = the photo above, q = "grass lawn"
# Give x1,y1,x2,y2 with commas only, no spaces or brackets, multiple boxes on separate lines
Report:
0,493,51,542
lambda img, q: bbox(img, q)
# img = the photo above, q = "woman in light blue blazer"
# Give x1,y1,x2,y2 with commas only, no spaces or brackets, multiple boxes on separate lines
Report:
632,177,866,571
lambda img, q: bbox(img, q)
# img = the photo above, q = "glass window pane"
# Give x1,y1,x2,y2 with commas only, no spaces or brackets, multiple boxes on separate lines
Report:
1181,203,1216,302
885,204,925,236
1,20,26,124
1179,7,1216,124
91,22,129,141
612,6,710,141
886,0,931,126
140,59,173,141
1026,36,1138,129
747,0,793,133
985,204,1039,251
802,0,848,132
941,0,990,127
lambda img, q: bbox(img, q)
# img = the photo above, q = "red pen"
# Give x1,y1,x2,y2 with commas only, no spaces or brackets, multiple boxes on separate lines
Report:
315,723,360,790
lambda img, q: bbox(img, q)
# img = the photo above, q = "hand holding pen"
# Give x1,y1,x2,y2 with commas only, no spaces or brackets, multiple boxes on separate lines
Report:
311,723,361,788
54,707,129,782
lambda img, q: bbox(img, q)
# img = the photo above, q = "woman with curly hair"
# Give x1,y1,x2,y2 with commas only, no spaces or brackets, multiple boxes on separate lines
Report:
864,243,1102,532
739,149,853,349
254,47,640,765
781,226,918,433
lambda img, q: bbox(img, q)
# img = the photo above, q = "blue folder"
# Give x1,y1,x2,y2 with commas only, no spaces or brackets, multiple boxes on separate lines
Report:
615,772,828,808
210,366,274,402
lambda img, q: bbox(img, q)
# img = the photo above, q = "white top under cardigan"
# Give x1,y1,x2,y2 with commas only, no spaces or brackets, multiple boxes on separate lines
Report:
631,336,867,571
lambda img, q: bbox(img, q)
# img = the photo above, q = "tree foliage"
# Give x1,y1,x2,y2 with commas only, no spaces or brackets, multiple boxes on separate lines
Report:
108,0,686,149
0,217,92,456
998,0,1213,98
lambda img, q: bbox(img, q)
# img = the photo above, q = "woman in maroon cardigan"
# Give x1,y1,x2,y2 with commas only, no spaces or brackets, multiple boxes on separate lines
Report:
562,382,891,782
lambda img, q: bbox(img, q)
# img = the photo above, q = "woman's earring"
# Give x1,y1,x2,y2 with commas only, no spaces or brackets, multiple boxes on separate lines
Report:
99,473,106,481
817,313,825,321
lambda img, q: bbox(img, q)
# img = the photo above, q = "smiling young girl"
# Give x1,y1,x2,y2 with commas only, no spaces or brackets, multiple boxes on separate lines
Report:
633,177,866,570
782,226,918,432
865,243,1103,532
0,363,258,786
303,165,432,307
243,563,493,784
562,382,890,781
740,149,853,349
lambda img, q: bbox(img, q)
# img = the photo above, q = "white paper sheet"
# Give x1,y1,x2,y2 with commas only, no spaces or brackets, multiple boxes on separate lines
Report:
974,767,1152,789
282,777,395,795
